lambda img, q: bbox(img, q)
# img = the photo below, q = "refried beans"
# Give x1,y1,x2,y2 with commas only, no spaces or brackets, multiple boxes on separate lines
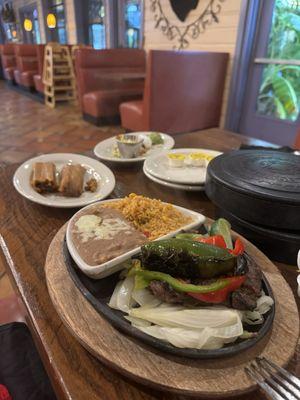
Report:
71,206,148,266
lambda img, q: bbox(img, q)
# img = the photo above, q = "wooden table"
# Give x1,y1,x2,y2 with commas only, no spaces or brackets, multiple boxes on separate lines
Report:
1,128,299,400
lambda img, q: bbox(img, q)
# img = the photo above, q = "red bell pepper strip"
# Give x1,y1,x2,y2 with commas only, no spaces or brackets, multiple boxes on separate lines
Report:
229,238,245,256
187,275,246,303
195,235,227,249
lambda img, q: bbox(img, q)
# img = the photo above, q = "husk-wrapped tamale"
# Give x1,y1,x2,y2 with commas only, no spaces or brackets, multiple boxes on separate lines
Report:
31,162,58,193
58,164,86,197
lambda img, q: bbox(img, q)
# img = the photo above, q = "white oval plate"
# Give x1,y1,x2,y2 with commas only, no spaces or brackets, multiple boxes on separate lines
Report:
144,148,222,185
13,153,116,208
143,165,205,192
66,199,206,279
94,132,175,163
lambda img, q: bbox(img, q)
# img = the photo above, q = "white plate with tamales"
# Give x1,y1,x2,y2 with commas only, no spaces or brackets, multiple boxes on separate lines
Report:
13,153,116,208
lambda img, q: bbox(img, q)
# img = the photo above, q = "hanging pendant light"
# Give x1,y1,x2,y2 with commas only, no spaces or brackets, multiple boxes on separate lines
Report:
46,13,56,29
24,18,33,32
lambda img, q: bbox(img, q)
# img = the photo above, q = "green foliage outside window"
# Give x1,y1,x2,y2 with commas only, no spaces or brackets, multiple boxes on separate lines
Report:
257,0,300,121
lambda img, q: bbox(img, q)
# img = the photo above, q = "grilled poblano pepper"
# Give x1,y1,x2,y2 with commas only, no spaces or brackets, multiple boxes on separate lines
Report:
128,261,232,292
140,238,237,279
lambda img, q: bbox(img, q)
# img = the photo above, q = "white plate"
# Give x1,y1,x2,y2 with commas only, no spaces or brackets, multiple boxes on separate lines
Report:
94,132,175,163
143,165,205,191
66,199,206,279
13,153,116,208
144,148,222,185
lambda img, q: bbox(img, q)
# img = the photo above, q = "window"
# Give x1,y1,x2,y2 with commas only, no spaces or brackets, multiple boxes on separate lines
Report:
74,0,143,49
47,0,67,44
124,0,142,48
88,0,106,49
19,4,41,44
3,23,18,42
256,0,300,122
33,9,41,44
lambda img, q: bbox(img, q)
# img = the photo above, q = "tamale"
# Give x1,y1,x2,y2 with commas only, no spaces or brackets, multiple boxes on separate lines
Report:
59,164,86,197
85,178,98,192
31,162,57,193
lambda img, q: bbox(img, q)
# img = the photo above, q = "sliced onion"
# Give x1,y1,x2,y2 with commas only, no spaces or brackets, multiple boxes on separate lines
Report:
135,317,242,350
125,316,152,327
131,288,161,308
256,295,274,315
129,307,239,329
108,281,123,309
242,294,274,325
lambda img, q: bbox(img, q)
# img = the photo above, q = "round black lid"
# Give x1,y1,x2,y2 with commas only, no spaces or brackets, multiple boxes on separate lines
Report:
207,150,300,204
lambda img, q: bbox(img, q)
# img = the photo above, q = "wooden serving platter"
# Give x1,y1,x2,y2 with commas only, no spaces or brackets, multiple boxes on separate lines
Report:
45,224,299,398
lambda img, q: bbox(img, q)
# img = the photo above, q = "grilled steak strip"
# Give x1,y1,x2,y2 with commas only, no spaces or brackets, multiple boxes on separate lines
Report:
231,253,262,311
148,253,262,311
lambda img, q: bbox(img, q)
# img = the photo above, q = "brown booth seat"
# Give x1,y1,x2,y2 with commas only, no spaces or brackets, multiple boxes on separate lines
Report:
120,50,229,134
13,44,38,89
0,44,16,82
75,48,146,125
33,44,45,94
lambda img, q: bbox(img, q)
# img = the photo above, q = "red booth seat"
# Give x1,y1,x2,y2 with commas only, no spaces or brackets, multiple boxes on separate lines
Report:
33,45,45,93
0,44,16,82
14,44,38,89
120,50,229,134
75,48,146,124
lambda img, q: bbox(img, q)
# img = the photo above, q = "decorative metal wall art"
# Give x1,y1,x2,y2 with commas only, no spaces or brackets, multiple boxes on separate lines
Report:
170,0,199,22
150,0,225,49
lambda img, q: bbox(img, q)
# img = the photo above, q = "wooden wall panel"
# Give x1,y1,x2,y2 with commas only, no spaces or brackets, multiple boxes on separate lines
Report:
144,0,243,126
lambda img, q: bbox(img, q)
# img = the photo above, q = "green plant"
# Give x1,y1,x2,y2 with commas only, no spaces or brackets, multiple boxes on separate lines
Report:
257,0,300,121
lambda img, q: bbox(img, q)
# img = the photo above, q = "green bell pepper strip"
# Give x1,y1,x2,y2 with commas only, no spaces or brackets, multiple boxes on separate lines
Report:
128,262,231,293
175,233,206,240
